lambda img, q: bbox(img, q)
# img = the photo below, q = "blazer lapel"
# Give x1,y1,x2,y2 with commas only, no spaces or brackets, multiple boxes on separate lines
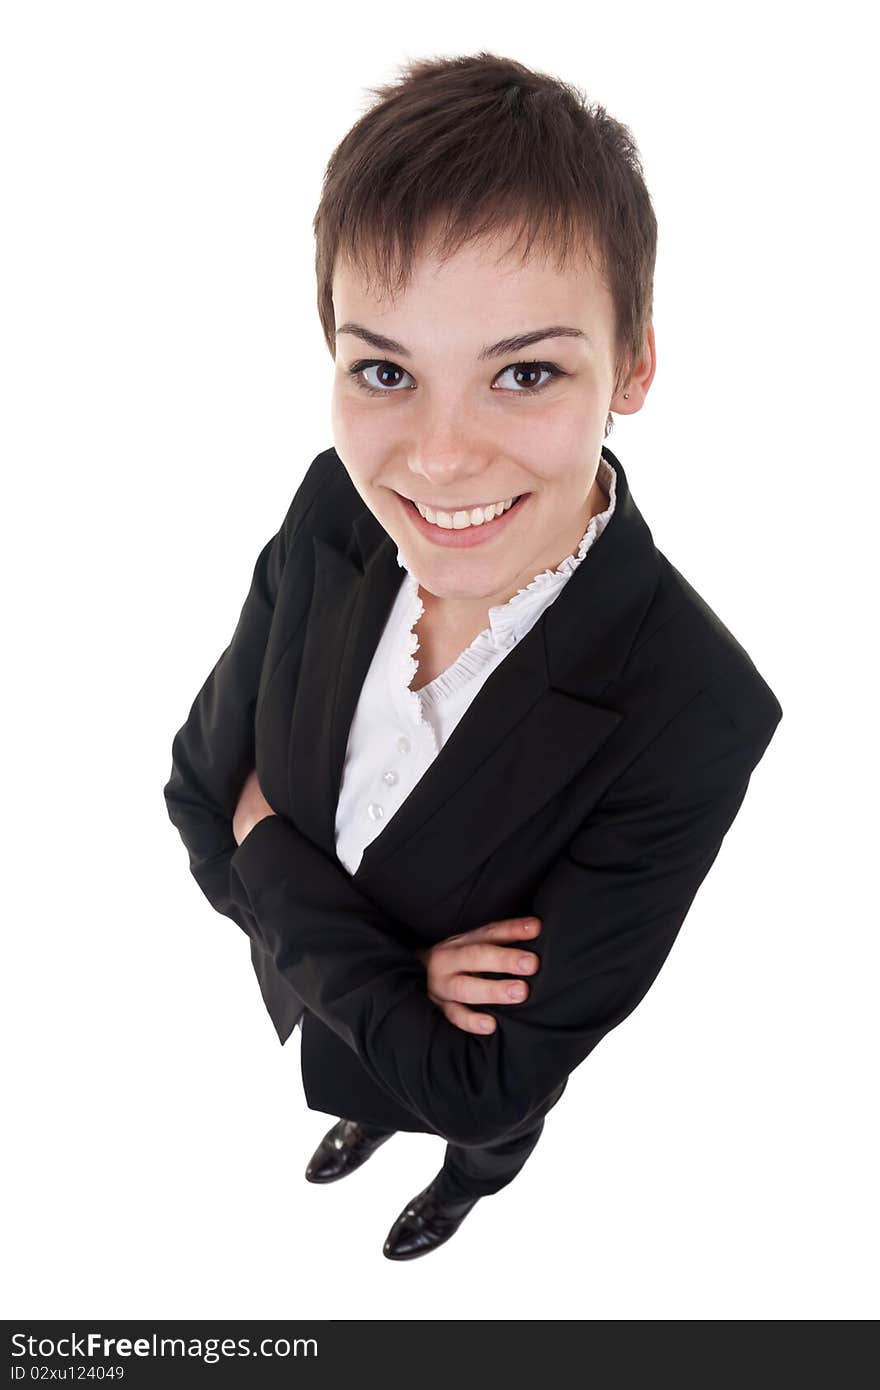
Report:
285,445,660,896
285,525,402,859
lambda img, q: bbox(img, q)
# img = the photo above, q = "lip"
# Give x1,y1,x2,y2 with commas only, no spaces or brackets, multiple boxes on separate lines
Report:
394,490,531,548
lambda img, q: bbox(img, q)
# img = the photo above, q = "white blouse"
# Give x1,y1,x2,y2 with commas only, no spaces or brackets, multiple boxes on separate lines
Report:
333,455,618,877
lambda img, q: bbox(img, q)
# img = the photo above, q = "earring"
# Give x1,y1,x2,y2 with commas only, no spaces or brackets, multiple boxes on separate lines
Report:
624,392,630,399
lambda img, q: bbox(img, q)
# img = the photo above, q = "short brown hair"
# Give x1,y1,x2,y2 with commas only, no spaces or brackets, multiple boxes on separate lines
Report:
313,52,657,438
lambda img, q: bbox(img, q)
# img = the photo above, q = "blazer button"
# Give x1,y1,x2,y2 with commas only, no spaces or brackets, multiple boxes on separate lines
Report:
367,802,385,821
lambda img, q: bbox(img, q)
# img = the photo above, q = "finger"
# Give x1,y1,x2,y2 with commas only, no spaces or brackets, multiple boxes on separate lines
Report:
476,916,542,939
434,917,540,958
441,1001,497,1035
452,943,541,976
446,918,540,951
439,972,532,1007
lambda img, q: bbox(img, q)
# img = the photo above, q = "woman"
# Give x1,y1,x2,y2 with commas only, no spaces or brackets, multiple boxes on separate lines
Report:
164,52,783,1260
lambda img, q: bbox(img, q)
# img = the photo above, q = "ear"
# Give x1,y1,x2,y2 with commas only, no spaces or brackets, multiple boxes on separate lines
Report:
611,323,657,414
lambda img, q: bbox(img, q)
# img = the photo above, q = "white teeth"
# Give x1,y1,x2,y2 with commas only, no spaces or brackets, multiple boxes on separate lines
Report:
415,496,519,529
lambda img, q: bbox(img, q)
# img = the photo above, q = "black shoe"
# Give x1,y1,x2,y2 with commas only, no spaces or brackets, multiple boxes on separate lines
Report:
305,1118,394,1183
382,1174,481,1260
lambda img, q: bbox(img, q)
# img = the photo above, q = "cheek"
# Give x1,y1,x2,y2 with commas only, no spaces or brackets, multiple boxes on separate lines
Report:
330,392,383,477
330,381,354,432
536,396,596,444
332,392,400,454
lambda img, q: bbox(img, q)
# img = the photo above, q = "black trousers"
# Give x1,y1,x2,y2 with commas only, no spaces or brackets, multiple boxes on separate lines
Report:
431,1075,568,1202
298,1015,567,1201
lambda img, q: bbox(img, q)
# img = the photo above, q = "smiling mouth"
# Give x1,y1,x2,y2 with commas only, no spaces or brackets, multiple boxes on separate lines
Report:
398,492,529,530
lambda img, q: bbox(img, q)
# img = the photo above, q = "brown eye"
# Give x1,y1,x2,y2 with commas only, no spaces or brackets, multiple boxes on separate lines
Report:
494,362,567,395
349,360,413,395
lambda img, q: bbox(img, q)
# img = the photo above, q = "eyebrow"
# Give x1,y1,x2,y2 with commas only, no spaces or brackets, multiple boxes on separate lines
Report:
334,322,591,360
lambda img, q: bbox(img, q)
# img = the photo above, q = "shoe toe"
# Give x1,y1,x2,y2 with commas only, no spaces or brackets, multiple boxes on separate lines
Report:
305,1118,393,1184
383,1227,430,1260
305,1150,344,1183
382,1180,479,1260
383,1206,432,1260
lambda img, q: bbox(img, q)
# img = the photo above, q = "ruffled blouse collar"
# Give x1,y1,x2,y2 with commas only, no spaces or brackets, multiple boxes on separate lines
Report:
395,454,617,649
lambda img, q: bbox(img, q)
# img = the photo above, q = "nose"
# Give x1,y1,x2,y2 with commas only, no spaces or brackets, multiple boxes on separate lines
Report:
407,420,495,494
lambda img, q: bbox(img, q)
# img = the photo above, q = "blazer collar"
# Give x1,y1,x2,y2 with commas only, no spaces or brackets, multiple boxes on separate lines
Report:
284,444,660,889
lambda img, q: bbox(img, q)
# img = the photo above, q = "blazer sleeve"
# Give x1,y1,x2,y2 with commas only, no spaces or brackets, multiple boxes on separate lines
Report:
162,451,332,936
227,684,783,1146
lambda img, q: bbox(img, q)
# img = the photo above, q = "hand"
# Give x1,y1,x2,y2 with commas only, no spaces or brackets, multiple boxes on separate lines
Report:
232,768,276,847
416,917,542,1035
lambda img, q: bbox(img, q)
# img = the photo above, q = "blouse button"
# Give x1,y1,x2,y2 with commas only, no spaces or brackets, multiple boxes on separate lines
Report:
382,769,399,787
367,802,384,822
396,735,411,754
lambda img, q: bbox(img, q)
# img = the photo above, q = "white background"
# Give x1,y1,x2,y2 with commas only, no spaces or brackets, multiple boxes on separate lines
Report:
2,0,876,1320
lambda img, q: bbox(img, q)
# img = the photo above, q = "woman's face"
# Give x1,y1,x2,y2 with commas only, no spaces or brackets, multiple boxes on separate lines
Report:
330,228,654,613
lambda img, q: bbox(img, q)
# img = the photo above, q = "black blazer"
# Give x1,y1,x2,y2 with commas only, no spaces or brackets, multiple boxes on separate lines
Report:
163,444,783,1145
